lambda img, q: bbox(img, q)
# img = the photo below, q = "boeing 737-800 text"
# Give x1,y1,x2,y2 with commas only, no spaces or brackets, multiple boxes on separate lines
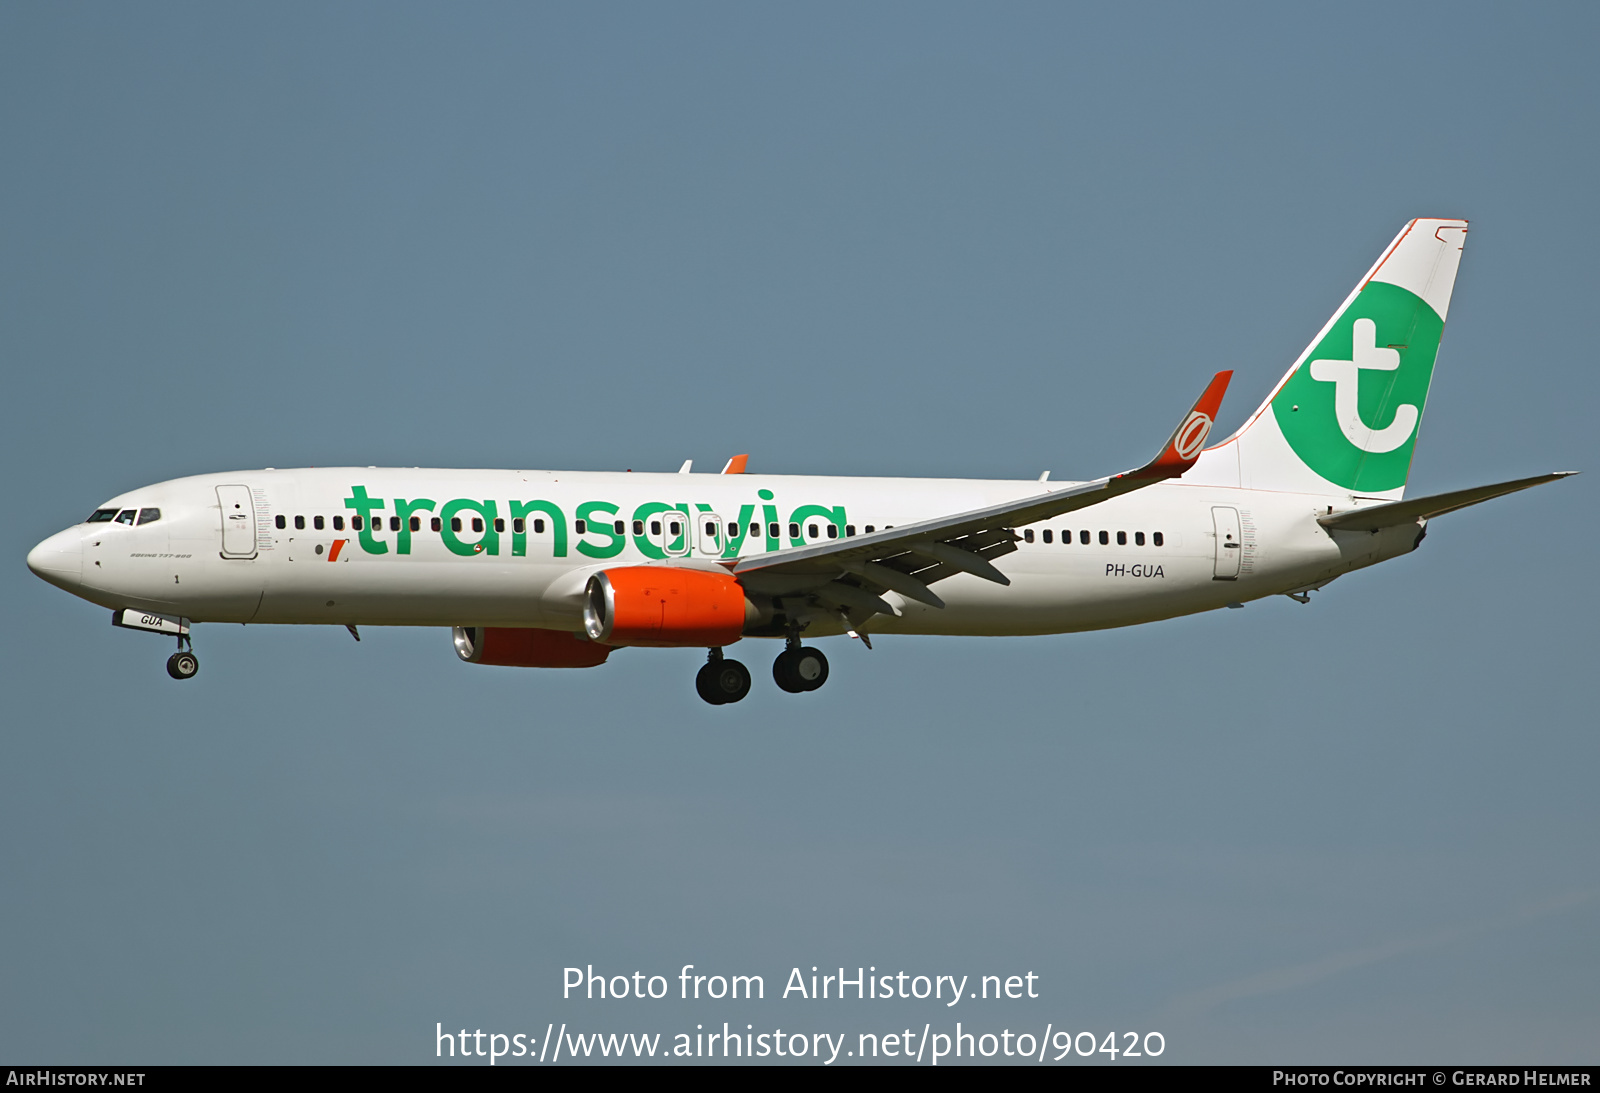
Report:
26,219,1572,703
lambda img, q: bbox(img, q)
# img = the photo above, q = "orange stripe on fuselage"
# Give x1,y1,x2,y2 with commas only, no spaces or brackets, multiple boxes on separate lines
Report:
328,539,346,562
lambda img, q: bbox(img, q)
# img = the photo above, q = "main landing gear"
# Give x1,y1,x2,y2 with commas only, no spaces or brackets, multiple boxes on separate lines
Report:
694,637,832,704
773,642,828,694
696,649,752,705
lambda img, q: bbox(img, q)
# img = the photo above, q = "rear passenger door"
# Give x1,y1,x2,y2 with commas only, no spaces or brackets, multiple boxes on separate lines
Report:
1212,506,1242,580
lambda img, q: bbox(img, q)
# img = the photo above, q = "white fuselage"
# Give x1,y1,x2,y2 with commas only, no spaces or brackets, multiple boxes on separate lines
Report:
27,467,1423,640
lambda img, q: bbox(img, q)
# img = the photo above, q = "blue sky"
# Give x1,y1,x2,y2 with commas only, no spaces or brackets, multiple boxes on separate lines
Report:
3,2,1595,1064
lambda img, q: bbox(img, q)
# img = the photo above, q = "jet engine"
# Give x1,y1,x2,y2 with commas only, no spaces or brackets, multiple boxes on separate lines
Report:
452,626,611,668
583,567,750,647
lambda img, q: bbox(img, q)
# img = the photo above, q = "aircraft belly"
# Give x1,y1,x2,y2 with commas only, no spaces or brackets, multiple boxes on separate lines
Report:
865,554,1219,636
255,557,564,626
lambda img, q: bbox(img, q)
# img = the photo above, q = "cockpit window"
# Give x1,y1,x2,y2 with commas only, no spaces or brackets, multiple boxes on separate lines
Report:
137,508,161,525
114,510,136,525
87,508,118,523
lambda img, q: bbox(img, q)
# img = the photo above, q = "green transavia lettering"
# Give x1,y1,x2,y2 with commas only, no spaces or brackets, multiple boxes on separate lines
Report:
340,487,850,559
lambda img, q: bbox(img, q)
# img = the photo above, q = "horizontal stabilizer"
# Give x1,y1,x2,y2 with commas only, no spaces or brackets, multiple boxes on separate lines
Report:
1318,472,1576,532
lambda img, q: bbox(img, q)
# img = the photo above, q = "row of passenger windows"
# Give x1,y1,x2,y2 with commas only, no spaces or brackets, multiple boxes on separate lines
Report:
271,515,887,540
1021,528,1164,546
267,514,1163,547
87,507,161,525
85,507,1152,549
273,514,538,533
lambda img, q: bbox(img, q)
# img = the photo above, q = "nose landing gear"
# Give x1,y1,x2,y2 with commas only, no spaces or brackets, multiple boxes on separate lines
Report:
695,648,751,705
166,633,199,680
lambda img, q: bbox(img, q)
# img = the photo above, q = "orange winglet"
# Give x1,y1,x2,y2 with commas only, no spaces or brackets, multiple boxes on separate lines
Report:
721,454,749,474
1126,371,1232,479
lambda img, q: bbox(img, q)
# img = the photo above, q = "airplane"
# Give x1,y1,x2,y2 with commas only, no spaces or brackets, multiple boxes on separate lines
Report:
26,218,1573,704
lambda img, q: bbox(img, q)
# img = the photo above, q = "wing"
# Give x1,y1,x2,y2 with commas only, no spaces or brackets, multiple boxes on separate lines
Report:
731,371,1232,622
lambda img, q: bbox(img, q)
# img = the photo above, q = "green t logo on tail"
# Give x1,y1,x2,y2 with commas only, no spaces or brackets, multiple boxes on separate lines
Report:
1272,280,1444,493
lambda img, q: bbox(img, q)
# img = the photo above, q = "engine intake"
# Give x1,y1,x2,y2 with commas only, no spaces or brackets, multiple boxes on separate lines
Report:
583,567,749,647
452,626,611,668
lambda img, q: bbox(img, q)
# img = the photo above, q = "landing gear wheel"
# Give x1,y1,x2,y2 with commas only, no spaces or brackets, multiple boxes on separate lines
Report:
773,646,829,693
696,658,751,705
166,651,199,680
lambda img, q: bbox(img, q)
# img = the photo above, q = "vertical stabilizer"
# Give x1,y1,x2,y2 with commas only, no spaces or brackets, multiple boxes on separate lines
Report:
1191,218,1468,499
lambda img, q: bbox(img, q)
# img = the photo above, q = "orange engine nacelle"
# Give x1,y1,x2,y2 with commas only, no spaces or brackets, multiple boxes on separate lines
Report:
583,567,749,648
453,626,612,668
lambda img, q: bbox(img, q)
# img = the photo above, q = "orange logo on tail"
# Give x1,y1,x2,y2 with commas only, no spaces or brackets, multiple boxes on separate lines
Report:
1173,411,1214,460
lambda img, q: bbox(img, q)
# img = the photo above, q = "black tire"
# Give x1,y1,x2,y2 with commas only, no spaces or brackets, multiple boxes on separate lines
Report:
697,659,751,705
772,649,805,693
793,646,829,691
166,651,199,680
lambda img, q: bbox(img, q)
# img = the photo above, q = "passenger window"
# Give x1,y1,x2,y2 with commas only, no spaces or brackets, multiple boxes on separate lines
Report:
431,517,442,532
789,523,800,539
137,508,161,525
294,515,305,530
669,521,681,536
808,523,818,538
513,518,524,534
614,520,625,535
1079,529,1089,544
575,519,587,534
451,518,462,532
1023,528,1035,543
87,508,118,523
333,516,344,531
749,523,760,538
495,518,506,533
472,518,484,533
275,515,287,530
1135,532,1145,546
353,516,363,531
1117,531,1127,546
1042,529,1052,543
769,522,780,539
865,525,875,534
410,517,421,532
1153,532,1164,546
1098,531,1108,545
705,521,717,537
533,519,545,534
650,520,661,535
845,525,856,537
313,516,324,530
827,524,838,539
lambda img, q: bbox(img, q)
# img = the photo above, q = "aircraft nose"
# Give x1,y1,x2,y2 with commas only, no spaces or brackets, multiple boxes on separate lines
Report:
26,528,83,590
